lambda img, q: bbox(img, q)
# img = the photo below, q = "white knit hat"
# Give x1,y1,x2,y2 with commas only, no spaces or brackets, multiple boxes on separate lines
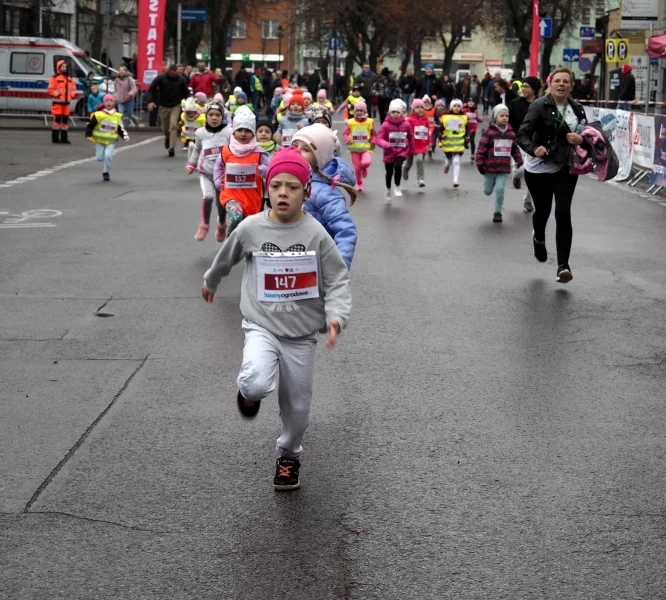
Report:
232,110,256,134
389,99,404,114
233,86,242,95
492,103,509,121
183,98,198,112
449,99,463,110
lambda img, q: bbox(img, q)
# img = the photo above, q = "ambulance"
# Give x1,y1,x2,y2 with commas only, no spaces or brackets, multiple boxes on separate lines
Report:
0,37,102,115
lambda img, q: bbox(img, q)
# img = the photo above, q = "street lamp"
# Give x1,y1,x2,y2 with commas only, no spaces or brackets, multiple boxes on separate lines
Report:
277,24,285,73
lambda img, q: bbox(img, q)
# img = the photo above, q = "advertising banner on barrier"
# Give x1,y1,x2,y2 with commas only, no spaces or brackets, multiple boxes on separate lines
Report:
649,115,666,186
632,114,655,171
613,109,633,181
137,0,167,89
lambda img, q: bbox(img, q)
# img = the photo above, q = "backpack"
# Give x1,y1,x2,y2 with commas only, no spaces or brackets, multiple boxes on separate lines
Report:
586,121,619,181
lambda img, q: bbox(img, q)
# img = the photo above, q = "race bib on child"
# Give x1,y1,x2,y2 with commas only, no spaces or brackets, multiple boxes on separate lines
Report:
254,252,319,303
183,123,199,138
414,126,429,140
100,120,117,133
494,139,512,157
225,163,257,189
446,119,462,133
465,112,477,124
389,132,407,148
281,129,297,147
202,139,222,161
352,130,369,142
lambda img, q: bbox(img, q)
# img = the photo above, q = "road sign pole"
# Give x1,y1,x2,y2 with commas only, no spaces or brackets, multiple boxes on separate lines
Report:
530,0,539,76
177,3,182,66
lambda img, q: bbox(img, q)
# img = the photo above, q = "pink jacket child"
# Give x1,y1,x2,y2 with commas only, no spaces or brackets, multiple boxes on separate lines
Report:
375,99,414,198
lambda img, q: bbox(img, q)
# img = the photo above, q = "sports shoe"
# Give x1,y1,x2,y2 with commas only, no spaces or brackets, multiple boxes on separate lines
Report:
168,148,175,157
361,167,368,179
102,172,110,182
493,212,502,222
385,189,392,204
216,220,227,242
523,201,534,212
443,163,450,175
512,175,521,189
355,184,363,192
194,222,209,241
402,168,409,181
274,457,301,491
428,150,433,159
453,181,459,188
394,186,403,197
237,389,260,418
533,231,547,263
556,264,573,283
418,179,425,188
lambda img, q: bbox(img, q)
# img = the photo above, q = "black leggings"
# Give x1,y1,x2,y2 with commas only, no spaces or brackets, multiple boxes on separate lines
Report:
378,98,391,124
524,168,578,266
385,157,405,189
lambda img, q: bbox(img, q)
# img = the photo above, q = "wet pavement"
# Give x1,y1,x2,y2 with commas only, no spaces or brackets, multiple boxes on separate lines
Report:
1,132,665,599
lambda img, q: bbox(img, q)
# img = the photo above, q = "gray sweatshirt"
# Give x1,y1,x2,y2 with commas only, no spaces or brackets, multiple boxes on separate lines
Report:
203,211,352,338
188,126,232,177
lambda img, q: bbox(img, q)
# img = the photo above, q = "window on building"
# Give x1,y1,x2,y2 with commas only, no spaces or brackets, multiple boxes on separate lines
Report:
262,20,280,40
461,26,472,41
595,0,605,16
582,6,592,23
10,52,45,75
122,30,137,58
43,12,71,40
2,6,33,36
231,19,246,39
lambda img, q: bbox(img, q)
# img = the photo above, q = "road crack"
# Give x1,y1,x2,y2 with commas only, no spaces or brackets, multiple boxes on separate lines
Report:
23,354,150,512
22,510,173,534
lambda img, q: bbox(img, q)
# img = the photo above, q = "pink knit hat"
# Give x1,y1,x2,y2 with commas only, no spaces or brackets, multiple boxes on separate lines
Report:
266,147,312,189
354,99,367,112
103,94,115,104
291,123,337,170
422,95,432,104
317,89,327,99
411,98,425,109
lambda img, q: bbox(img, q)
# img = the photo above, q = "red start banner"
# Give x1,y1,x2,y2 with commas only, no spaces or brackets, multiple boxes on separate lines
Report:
137,0,166,89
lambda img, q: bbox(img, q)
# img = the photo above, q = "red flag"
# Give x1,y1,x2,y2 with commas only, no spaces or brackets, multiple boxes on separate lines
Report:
137,0,167,90
530,0,540,77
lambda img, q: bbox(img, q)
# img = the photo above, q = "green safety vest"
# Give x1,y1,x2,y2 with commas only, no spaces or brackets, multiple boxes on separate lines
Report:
92,110,122,145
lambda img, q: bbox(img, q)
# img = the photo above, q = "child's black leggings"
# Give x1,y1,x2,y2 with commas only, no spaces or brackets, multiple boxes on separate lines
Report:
385,157,405,189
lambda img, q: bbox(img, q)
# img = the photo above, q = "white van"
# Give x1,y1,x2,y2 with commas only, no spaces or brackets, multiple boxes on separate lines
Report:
0,36,103,115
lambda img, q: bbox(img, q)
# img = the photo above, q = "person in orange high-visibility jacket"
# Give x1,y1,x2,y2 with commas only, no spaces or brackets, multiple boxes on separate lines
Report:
48,60,77,144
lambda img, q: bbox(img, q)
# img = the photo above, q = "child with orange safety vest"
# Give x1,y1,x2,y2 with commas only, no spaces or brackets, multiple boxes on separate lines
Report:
342,99,376,192
213,109,270,242
422,95,436,158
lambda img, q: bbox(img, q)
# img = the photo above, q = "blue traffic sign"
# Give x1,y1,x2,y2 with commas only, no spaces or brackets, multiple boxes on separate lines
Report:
563,48,580,62
539,18,553,39
579,57,592,72
328,36,342,51
181,8,207,22
580,26,595,39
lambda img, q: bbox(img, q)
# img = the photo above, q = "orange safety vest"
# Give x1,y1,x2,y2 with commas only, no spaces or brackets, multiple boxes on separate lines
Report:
219,146,263,217
48,60,77,116
425,108,436,133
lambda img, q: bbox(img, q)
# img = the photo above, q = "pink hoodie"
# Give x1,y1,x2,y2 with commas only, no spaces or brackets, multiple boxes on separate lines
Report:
375,115,414,163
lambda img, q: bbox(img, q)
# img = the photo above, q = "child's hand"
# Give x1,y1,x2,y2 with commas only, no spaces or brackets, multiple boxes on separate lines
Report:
185,165,195,175
86,137,94,143
201,286,215,304
325,320,341,349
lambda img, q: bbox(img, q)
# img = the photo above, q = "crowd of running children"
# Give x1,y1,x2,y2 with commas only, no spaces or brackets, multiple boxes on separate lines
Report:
84,68,609,492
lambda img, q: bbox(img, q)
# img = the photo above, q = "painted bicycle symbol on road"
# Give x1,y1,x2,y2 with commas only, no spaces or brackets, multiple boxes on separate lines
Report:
0,209,62,229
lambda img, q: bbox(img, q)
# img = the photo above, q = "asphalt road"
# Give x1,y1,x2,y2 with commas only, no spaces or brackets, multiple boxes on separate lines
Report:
1,130,666,600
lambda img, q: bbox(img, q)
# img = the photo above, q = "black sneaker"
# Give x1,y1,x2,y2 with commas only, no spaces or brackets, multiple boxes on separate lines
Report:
164,136,170,149
168,148,175,157
102,172,110,181
237,389,260,418
493,212,502,222
274,457,301,491
512,175,521,189
556,264,573,283
533,231,547,263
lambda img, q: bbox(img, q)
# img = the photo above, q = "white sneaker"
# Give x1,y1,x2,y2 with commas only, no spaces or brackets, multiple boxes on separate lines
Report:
418,179,425,187
385,189,392,203
394,187,403,197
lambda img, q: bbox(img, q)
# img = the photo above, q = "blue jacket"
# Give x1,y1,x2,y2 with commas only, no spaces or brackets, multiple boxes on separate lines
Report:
304,157,358,269
88,92,104,114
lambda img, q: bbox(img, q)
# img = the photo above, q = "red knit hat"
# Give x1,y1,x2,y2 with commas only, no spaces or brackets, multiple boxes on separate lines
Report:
288,92,305,109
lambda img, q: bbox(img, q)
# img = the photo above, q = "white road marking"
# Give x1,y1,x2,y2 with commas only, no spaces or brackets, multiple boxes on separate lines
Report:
0,136,162,188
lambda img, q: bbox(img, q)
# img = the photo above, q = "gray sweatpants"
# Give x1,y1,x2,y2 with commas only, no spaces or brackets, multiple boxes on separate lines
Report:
403,153,425,180
237,319,317,458
514,153,533,204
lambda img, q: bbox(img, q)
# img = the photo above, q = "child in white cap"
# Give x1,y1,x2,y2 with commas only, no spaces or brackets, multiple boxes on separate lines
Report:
375,98,414,202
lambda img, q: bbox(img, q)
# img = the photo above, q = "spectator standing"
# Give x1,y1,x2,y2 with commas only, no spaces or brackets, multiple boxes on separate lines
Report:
415,64,444,101
468,74,481,104
440,75,455,105
113,64,139,128
190,60,221,99
251,69,264,111
235,65,252,98
617,64,636,111
399,67,417,109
